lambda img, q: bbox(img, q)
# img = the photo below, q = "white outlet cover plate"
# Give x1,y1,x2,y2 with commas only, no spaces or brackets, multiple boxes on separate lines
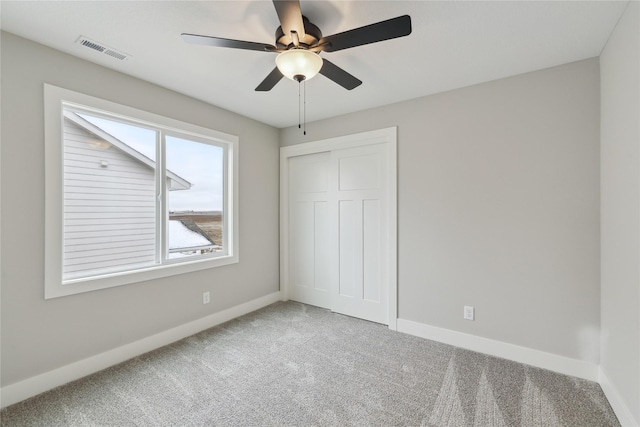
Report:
464,306,474,320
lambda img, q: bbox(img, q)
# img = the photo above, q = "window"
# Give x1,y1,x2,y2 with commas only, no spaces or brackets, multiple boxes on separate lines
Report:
44,85,238,298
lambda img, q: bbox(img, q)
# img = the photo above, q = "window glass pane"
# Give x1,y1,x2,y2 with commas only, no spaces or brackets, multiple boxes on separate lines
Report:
78,114,157,161
165,135,224,259
62,109,158,280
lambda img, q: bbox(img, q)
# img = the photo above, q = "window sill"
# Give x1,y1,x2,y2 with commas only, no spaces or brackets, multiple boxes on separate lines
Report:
46,253,238,299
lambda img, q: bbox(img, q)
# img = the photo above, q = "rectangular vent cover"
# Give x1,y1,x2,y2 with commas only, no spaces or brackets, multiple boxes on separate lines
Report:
76,36,130,61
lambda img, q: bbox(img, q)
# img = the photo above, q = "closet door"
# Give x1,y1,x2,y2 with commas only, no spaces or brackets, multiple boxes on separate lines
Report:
283,128,396,326
330,143,390,324
287,152,332,309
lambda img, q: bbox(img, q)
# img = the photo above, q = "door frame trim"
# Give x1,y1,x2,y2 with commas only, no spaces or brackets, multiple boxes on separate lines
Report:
280,127,398,330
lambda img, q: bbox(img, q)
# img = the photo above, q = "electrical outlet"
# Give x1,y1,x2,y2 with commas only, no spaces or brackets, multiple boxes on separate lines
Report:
203,291,210,305
464,306,474,321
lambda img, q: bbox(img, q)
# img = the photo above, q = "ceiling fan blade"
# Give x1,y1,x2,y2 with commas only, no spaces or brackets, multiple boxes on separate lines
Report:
181,33,276,52
318,15,411,53
319,59,362,90
255,67,284,91
273,0,306,40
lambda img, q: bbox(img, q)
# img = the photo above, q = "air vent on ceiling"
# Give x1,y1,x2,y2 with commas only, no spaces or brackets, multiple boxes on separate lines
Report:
76,36,130,61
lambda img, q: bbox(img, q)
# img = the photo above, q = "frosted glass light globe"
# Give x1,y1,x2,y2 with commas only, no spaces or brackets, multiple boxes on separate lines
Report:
275,49,323,82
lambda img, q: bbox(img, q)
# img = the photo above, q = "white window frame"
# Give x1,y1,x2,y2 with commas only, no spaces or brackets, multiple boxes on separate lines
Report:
44,84,239,299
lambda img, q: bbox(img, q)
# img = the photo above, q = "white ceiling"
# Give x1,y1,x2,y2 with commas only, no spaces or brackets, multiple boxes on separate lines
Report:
0,1,628,128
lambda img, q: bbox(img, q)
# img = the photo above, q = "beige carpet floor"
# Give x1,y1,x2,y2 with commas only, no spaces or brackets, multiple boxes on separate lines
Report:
0,301,620,426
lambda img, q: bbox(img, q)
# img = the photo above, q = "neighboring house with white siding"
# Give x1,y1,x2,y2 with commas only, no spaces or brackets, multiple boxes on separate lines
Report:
62,111,209,280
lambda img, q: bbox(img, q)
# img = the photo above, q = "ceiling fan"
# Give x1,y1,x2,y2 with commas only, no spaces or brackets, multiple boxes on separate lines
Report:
181,0,412,91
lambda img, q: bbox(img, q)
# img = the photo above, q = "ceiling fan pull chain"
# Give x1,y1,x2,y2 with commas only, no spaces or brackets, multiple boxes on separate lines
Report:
298,81,301,129
303,79,307,136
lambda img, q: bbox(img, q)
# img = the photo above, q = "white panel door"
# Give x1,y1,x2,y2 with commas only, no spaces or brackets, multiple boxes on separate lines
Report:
284,129,395,326
331,143,389,324
288,152,332,309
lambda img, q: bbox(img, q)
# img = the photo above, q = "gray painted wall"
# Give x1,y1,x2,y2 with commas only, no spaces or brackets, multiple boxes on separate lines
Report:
282,59,601,363
0,32,280,386
600,2,640,423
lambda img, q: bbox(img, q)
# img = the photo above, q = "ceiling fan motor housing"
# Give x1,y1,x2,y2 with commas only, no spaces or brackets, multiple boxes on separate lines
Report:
275,16,322,49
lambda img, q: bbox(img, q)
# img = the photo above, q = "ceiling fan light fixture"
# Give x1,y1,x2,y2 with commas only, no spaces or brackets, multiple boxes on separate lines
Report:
276,49,323,82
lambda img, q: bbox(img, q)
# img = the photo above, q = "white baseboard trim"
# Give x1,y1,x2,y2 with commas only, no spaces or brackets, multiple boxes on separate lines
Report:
0,291,283,409
599,368,639,427
396,318,599,382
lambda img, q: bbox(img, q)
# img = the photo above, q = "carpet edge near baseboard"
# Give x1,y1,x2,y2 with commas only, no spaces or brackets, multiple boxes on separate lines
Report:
599,368,640,427
396,318,598,381
0,291,284,409
396,318,638,427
